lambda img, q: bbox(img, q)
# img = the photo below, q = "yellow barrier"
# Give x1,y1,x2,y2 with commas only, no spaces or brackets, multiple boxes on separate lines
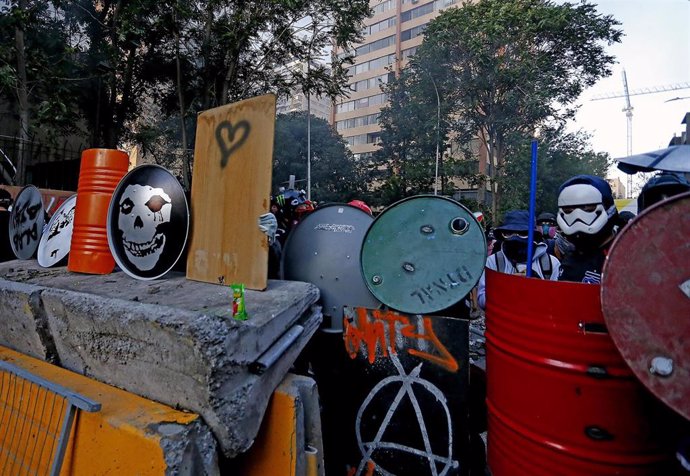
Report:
0,346,201,475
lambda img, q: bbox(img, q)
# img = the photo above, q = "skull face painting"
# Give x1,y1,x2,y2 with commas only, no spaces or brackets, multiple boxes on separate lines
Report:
107,165,189,280
118,184,171,271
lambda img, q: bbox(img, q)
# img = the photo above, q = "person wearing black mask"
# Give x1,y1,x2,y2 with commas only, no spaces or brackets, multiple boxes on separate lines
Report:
477,209,561,310
556,175,619,284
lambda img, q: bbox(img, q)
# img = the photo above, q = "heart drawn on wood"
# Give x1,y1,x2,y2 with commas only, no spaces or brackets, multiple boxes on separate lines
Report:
215,120,251,168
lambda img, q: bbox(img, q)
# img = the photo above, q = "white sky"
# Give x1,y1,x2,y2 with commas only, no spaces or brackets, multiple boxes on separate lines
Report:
564,0,690,192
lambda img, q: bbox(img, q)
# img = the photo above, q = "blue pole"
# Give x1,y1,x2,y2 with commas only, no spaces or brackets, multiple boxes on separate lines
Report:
526,139,538,278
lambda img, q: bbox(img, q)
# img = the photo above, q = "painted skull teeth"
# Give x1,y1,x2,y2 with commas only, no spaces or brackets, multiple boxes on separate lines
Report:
123,234,165,257
118,184,172,272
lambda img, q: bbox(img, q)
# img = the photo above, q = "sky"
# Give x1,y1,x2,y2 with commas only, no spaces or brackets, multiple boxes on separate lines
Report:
562,0,690,193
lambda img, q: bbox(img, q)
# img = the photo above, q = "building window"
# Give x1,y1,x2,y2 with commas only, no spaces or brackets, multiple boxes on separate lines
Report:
372,0,395,15
401,24,426,42
336,94,387,114
362,16,397,36
356,35,396,56
348,54,396,77
350,73,391,93
401,2,434,22
402,47,417,58
336,113,380,131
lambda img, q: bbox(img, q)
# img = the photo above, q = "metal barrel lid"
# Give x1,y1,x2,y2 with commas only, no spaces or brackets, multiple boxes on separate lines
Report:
601,191,690,420
281,203,381,333
37,194,77,267
9,185,45,260
107,164,189,280
361,195,487,314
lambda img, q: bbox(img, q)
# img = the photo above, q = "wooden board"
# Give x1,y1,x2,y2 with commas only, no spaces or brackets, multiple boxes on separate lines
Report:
186,94,275,290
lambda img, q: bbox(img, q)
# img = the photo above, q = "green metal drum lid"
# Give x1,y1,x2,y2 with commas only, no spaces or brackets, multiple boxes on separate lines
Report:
361,195,487,314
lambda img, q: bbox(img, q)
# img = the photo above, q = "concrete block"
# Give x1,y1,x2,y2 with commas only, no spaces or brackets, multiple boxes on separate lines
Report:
0,278,53,360
0,261,321,458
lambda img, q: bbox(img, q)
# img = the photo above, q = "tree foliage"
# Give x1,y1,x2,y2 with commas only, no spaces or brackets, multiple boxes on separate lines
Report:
273,111,364,203
499,127,612,219
367,62,480,208
405,0,622,214
0,0,372,186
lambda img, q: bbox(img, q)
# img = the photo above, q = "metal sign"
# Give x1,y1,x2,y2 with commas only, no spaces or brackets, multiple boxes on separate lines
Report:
107,165,189,280
9,185,44,260
601,191,690,420
282,203,380,332
361,195,486,314
37,194,77,268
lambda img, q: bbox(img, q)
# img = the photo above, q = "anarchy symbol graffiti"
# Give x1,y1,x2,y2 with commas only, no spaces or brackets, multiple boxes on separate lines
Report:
354,354,458,476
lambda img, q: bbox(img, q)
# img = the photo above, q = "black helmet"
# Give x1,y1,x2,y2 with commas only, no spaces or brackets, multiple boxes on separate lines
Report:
637,172,690,212
536,211,556,224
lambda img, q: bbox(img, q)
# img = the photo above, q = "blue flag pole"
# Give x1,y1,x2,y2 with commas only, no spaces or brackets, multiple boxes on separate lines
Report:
526,138,538,277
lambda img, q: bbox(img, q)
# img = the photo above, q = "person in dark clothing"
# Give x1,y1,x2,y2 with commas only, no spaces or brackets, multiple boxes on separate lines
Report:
556,175,620,284
618,210,636,225
637,172,690,213
537,211,560,258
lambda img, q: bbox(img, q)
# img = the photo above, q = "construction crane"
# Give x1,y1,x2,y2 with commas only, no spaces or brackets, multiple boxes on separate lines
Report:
590,75,690,199
621,70,634,198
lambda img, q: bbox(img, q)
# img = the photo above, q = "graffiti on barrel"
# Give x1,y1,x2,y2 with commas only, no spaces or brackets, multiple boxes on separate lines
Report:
344,307,458,372
343,307,470,476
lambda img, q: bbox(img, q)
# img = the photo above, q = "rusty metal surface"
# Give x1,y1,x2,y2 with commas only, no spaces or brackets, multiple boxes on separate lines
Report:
601,191,690,421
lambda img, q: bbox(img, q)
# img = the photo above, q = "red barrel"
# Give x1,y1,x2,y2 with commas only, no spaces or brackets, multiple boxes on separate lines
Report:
485,270,676,475
68,148,129,274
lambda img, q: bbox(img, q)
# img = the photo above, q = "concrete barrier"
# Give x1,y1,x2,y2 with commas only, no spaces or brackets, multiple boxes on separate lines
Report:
0,261,321,458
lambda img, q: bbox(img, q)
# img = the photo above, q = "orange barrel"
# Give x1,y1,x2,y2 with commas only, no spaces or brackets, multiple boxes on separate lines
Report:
68,148,129,274
485,270,676,476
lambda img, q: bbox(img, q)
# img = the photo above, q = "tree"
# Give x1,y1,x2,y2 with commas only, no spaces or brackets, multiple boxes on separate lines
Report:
499,127,612,217
143,0,371,188
412,0,622,215
0,1,372,187
367,65,475,207
0,1,85,182
273,111,364,203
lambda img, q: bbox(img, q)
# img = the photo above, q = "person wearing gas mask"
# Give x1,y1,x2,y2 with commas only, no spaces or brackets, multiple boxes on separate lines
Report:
556,175,620,284
477,209,560,310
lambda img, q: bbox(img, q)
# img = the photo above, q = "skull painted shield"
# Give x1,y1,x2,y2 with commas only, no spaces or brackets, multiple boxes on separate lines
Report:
107,165,189,280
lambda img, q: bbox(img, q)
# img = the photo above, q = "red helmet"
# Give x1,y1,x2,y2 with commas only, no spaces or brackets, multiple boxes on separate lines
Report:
348,200,372,216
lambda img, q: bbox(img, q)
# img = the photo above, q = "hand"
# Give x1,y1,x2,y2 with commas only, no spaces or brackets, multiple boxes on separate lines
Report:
258,213,278,244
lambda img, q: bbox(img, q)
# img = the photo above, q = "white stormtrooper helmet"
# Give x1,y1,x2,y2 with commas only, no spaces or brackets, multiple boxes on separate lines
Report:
557,176,616,236
117,184,171,271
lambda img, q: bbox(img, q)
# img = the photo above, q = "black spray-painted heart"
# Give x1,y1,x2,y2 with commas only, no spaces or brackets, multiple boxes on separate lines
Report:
215,120,251,168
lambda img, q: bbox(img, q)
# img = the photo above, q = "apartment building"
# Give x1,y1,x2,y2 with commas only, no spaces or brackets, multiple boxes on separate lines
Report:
276,60,333,121
333,0,459,160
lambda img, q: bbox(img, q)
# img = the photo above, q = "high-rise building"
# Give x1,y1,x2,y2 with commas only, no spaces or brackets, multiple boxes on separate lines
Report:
276,60,332,121
332,0,459,160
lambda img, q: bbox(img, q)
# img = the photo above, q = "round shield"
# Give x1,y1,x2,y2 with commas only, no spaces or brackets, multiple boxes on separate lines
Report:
9,185,45,259
361,195,486,314
37,194,77,267
282,203,381,333
601,191,690,420
107,165,189,280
